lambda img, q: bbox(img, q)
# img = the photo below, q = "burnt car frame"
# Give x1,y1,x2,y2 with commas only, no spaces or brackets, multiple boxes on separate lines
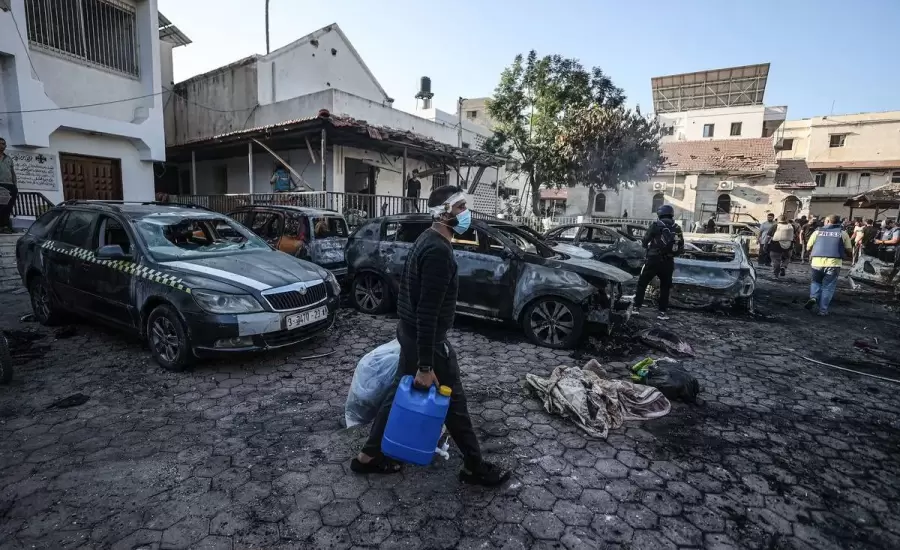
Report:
228,205,349,277
16,201,341,371
345,214,633,348
654,233,756,311
544,223,646,274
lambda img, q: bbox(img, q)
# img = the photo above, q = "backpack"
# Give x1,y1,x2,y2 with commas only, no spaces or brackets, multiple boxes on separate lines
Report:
651,220,677,254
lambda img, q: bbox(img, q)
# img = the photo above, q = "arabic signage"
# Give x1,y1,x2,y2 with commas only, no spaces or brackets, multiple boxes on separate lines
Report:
6,149,59,191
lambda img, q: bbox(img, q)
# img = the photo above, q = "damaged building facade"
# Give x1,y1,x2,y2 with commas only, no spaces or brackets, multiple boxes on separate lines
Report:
158,23,503,214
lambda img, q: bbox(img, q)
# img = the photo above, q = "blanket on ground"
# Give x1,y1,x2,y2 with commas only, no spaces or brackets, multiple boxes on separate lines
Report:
525,360,671,439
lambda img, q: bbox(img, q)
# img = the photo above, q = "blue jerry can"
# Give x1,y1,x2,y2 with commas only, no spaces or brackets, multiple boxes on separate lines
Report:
382,375,452,465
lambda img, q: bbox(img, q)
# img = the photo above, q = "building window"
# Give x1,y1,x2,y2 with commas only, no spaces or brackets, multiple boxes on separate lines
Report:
703,124,715,138
593,193,606,213
651,193,664,213
892,172,900,184
829,134,846,148
432,172,448,188
474,134,487,150
466,110,478,120
836,172,848,188
716,194,731,214
660,126,674,137
815,173,826,187
730,122,742,136
25,0,140,77
782,138,794,150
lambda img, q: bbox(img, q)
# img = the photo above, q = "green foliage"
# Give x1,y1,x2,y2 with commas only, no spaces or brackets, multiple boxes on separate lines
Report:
486,50,662,215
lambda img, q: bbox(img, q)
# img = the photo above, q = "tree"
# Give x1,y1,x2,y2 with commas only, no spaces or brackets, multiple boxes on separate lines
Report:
555,106,664,214
486,50,661,215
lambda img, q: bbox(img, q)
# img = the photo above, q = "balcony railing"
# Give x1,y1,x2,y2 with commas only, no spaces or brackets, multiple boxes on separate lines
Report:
13,191,56,218
164,192,430,227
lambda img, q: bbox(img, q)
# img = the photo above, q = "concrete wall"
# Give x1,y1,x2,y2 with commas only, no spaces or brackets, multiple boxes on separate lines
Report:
168,57,259,146
775,119,811,160
332,144,429,196
659,105,767,142
257,25,387,106
415,106,492,149
184,147,331,195
811,169,895,197
460,97,494,129
804,111,900,165
0,0,165,202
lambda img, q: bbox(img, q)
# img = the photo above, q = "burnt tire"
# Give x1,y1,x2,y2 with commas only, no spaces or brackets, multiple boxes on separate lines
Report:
0,333,12,384
736,295,755,313
147,305,193,372
351,272,392,314
522,296,584,349
29,274,63,326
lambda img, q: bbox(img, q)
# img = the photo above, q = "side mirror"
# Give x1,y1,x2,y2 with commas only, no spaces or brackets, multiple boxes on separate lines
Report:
97,244,129,261
500,248,514,260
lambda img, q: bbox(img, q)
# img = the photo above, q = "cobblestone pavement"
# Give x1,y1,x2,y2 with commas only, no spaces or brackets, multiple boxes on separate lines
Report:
1,265,899,550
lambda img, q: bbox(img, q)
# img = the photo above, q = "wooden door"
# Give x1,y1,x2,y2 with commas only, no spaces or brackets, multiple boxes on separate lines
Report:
60,154,123,201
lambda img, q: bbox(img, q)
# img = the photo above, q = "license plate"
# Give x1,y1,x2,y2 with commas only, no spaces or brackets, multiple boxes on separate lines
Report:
284,306,329,330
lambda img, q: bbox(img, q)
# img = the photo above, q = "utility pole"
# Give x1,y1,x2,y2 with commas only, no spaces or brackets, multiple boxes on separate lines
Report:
265,0,271,54
457,96,464,147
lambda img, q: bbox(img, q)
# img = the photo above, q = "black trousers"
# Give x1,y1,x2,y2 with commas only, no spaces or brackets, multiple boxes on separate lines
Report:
362,324,482,470
0,184,17,229
633,256,675,312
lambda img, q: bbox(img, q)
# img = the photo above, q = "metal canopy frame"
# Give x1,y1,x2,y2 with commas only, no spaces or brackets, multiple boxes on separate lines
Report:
652,64,769,114
159,12,192,47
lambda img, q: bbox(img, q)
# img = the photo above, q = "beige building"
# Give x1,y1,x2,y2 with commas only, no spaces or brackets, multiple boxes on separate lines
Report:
776,111,900,219
459,97,494,129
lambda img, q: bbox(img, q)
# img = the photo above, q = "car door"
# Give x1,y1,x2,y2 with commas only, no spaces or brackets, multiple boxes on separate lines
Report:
249,209,284,249
579,226,619,261
280,211,310,259
84,214,136,328
47,209,98,312
451,227,514,319
380,221,428,285
546,225,584,244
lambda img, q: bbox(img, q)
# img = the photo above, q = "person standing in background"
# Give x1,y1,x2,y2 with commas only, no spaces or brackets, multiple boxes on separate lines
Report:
767,216,795,278
405,169,421,212
633,205,685,320
270,164,297,193
805,215,852,316
0,138,17,234
758,212,775,266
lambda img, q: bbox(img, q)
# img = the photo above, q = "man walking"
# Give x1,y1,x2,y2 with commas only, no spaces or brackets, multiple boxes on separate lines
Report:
0,138,17,234
758,212,775,266
805,214,852,316
633,204,684,320
351,185,510,487
875,220,900,282
767,216,795,278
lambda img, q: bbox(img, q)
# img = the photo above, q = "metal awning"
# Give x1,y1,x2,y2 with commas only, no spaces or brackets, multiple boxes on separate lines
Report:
844,181,900,210
159,12,192,47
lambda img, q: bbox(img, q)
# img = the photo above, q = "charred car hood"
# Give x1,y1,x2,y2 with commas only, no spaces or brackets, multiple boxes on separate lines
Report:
541,255,633,283
551,243,593,259
161,251,325,293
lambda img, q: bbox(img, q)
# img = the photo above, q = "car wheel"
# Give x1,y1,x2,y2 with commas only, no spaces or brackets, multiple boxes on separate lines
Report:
352,272,392,314
522,297,584,349
736,295,755,313
147,305,193,372
29,275,63,326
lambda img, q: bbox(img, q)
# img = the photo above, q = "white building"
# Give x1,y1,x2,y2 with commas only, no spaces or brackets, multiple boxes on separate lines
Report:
0,0,185,220
160,24,501,213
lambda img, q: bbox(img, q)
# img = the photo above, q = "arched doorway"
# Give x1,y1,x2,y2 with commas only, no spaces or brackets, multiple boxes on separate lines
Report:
782,195,800,221
716,194,732,215
651,193,664,214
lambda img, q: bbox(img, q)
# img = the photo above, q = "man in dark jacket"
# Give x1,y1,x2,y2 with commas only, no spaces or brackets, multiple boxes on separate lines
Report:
351,185,510,487
633,204,684,320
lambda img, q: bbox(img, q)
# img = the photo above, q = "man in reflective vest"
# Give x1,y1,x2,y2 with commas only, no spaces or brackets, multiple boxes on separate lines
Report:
804,214,852,316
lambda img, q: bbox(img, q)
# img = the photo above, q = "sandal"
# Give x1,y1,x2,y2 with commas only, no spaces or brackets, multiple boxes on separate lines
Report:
350,455,403,475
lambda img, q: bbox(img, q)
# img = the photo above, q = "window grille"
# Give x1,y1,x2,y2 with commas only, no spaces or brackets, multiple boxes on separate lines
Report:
25,0,140,78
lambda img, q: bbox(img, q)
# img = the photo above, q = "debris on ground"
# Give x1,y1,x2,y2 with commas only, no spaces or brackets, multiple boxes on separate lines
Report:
638,327,695,357
53,326,77,340
525,360,670,439
631,358,702,403
4,329,49,361
47,393,90,409
19,313,34,323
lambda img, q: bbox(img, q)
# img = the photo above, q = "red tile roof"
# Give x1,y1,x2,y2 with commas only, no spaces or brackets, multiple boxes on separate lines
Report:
540,188,568,200
661,138,777,174
774,159,817,189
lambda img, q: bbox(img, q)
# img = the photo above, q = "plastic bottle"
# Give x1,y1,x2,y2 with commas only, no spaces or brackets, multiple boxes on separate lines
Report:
382,375,452,465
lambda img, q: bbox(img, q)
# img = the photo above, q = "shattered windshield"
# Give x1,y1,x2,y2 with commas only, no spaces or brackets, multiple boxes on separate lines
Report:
312,216,349,239
494,225,558,259
134,215,271,262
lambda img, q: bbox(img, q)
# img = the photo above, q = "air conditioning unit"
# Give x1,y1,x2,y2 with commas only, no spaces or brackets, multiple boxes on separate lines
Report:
718,180,735,191
652,182,666,191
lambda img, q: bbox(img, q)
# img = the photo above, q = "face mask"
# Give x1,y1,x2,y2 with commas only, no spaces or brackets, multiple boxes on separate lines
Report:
451,209,471,235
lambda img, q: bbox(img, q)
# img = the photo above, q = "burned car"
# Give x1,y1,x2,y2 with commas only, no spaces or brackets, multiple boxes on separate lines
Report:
345,214,634,348
849,254,898,289
228,206,349,277
653,233,756,311
544,223,646,274
17,201,340,371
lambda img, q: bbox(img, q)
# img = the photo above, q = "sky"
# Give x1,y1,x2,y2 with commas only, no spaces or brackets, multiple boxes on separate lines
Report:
159,0,900,120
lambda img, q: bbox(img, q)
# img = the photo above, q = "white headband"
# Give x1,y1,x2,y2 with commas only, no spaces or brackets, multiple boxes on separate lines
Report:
428,191,469,219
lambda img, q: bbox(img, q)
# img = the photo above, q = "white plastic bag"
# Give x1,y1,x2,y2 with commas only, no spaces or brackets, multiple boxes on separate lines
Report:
344,339,401,428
